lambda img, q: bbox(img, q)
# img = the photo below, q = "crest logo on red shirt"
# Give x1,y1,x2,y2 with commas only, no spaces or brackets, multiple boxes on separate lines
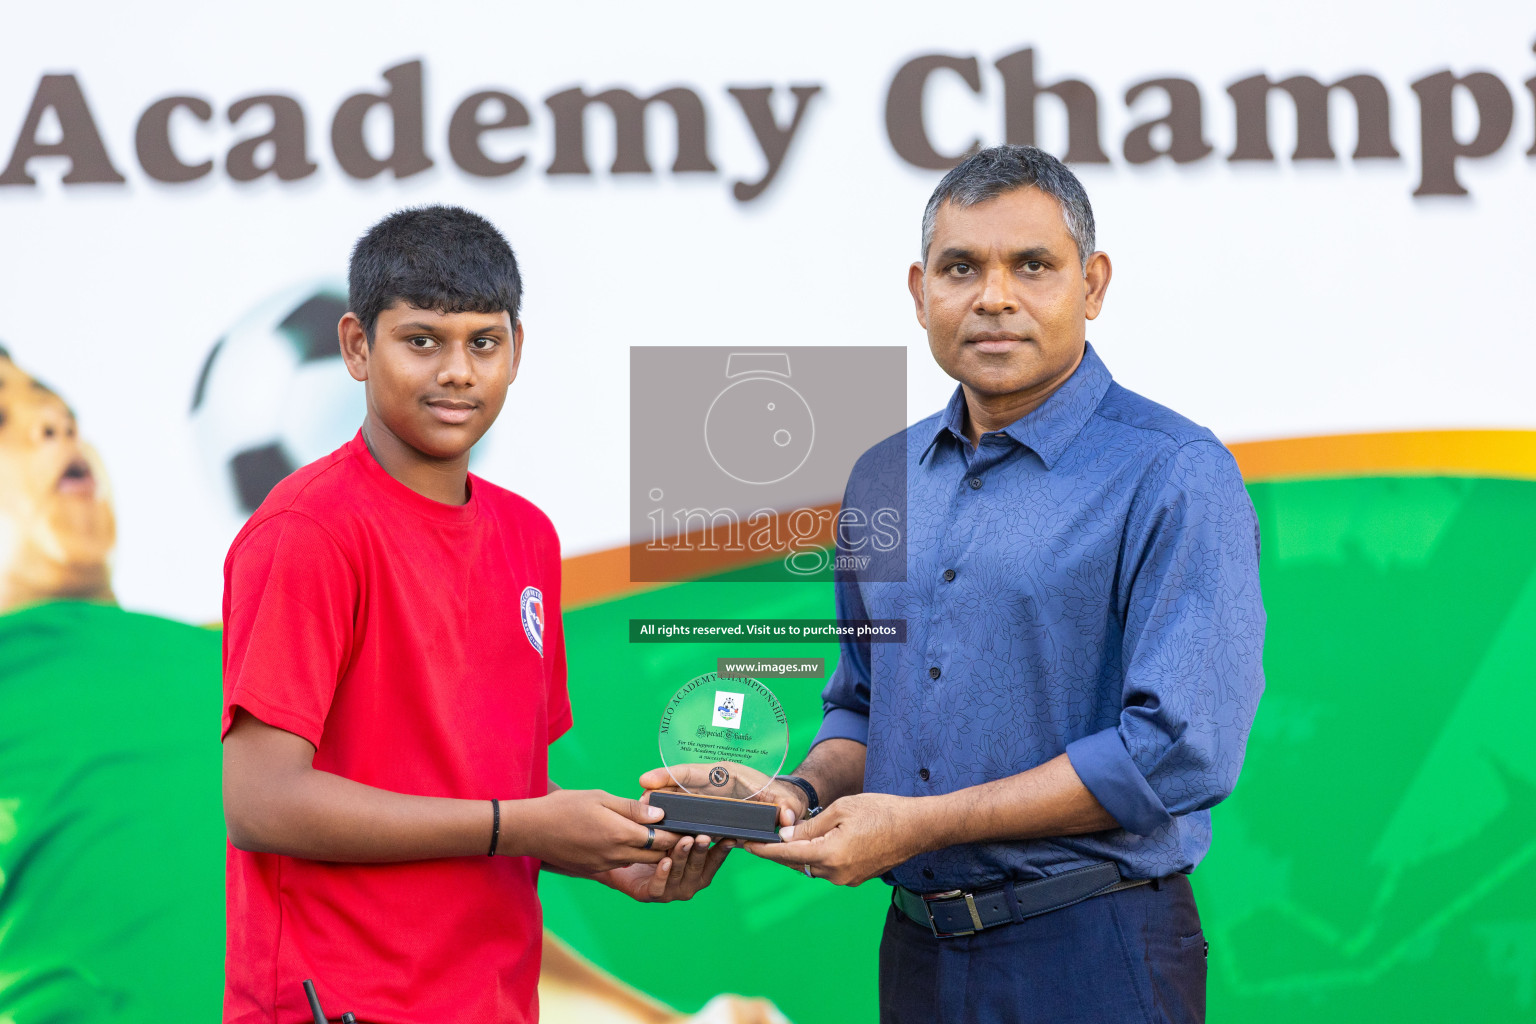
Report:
520,586,544,656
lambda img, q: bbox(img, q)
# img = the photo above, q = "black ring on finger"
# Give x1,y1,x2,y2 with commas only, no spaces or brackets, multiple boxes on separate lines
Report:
643,827,656,851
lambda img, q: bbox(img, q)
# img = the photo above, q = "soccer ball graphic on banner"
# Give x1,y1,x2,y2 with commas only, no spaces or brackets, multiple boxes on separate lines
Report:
190,281,360,517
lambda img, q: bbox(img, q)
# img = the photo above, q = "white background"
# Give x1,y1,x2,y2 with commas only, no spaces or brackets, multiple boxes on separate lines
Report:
3,0,1533,621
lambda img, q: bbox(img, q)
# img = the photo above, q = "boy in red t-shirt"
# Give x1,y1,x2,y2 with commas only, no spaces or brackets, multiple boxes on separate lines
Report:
221,207,725,1024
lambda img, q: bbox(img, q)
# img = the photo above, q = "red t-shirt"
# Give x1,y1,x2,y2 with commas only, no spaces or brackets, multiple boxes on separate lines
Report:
221,432,571,1024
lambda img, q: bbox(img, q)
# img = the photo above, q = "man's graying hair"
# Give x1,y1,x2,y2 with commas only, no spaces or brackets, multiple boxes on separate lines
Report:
921,145,1096,272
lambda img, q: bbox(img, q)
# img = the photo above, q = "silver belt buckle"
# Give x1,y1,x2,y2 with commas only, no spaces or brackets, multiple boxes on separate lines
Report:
922,888,983,938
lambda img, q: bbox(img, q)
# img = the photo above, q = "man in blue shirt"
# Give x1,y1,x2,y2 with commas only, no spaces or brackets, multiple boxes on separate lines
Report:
744,145,1265,1022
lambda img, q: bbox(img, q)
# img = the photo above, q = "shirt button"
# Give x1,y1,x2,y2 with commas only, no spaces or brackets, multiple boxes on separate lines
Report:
942,568,956,582
969,477,983,490
919,767,930,781
923,867,935,880
928,666,941,680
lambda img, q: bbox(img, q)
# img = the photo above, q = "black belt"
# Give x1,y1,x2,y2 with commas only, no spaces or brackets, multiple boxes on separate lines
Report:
893,862,1150,938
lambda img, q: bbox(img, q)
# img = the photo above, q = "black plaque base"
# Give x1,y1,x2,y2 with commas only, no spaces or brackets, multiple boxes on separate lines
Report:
649,791,782,843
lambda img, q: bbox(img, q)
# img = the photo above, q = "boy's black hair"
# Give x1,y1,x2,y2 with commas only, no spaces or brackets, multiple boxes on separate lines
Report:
348,205,522,342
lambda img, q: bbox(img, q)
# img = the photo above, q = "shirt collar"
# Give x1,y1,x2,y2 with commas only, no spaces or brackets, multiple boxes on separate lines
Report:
919,342,1113,469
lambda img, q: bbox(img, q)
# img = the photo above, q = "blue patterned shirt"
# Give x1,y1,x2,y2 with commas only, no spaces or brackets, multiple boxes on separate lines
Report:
813,343,1265,890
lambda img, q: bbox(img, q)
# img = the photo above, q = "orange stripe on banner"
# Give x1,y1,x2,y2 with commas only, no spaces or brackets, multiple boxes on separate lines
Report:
563,430,1536,608
1228,430,1536,484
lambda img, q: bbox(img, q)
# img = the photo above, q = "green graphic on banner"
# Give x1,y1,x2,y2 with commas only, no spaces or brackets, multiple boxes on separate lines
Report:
1199,476,1536,1021
0,602,224,1023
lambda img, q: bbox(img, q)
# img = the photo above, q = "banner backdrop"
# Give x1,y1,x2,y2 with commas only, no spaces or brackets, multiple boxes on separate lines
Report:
2,0,1532,621
2,2,1535,1021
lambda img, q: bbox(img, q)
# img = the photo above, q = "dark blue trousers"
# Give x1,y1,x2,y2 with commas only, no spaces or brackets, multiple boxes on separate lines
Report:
878,874,1206,1024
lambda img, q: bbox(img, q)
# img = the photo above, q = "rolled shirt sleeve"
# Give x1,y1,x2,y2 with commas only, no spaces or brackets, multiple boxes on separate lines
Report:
1067,440,1266,836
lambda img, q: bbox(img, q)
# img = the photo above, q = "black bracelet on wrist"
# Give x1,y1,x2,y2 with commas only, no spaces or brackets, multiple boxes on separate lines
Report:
487,798,501,857
780,775,822,818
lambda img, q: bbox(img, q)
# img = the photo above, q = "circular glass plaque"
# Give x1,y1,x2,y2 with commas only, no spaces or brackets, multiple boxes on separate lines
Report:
658,672,790,800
